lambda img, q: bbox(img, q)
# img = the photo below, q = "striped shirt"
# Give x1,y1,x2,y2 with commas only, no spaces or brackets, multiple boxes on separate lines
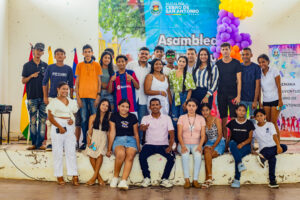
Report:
111,69,139,112
193,65,219,96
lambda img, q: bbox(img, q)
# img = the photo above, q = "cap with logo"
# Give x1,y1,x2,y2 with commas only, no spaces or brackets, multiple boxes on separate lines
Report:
34,43,45,51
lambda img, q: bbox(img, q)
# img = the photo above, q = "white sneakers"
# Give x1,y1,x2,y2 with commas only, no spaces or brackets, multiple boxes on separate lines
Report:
160,179,173,188
110,177,129,190
118,180,129,190
110,177,119,188
141,177,151,188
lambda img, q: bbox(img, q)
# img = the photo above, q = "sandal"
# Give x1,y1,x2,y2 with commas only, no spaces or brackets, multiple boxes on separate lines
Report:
201,179,212,189
72,176,80,186
57,177,65,185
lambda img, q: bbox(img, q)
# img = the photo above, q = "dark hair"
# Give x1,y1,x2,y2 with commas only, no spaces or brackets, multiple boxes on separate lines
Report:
54,48,65,55
154,45,164,52
100,51,114,77
186,98,199,107
93,99,111,131
104,48,114,56
221,42,231,48
178,56,188,92
83,44,93,52
242,47,252,52
149,98,161,105
149,58,164,74
116,54,128,62
257,54,270,62
236,104,247,111
57,81,68,89
118,99,131,108
193,48,212,87
200,103,212,110
187,48,197,54
91,55,96,61
166,49,175,55
139,47,150,52
254,109,266,117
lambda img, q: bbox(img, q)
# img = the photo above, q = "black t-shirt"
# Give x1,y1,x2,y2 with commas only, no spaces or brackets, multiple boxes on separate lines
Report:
22,60,48,99
226,119,255,144
216,58,242,96
110,112,138,137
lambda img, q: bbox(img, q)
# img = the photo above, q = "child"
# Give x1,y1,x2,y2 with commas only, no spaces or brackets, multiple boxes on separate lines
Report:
226,104,255,188
253,109,288,188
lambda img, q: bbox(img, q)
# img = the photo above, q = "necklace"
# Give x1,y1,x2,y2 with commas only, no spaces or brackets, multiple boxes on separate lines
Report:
187,114,196,136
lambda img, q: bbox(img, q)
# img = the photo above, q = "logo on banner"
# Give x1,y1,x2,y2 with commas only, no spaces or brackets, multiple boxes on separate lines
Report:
151,1,162,15
272,48,280,59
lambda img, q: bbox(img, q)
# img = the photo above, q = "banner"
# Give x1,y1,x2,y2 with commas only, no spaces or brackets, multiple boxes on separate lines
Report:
269,44,300,140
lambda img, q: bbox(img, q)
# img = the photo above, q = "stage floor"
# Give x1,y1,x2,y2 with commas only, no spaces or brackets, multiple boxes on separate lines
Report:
0,179,299,200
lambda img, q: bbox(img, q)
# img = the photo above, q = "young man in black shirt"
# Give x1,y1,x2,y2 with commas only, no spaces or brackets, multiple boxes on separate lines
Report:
22,43,48,150
216,42,242,144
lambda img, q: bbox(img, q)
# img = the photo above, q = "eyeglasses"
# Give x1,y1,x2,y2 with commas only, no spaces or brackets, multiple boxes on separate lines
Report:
166,55,175,58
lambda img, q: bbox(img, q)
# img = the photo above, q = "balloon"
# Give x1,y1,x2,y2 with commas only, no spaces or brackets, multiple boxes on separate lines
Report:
232,45,240,52
228,39,235,46
210,46,216,53
222,17,232,25
217,24,226,33
230,24,237,33
218,9,228,18
236,42,241,49
226,26,232,33
241,41,250,49
234,34,242,42
220,0,254,20
228,12,235,19
213,52,220,59
216,46,221,53
233,18,240,26
217,18,222,25
216,40,223,46
220,33,230,41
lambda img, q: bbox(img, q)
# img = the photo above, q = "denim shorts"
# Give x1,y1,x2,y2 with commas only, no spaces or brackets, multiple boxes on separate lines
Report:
112,136,138,152
205,137,226,155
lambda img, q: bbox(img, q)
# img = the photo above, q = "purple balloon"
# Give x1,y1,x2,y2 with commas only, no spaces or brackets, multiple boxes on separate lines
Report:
234,34,242,42
236,42,241,49
222,17,232,25
217,24,226,33
230,24,237,33
228,12,235,19
220,33,230,41
248,38,252,45
226,26,233,33
210,46,216,53
233,18,240,26
241,41,250,49
228,39,235,46
213,52,220,59
218,10,228,18
217,18,222,25
243,33,251,40
216,40,222,46
216,46,221,53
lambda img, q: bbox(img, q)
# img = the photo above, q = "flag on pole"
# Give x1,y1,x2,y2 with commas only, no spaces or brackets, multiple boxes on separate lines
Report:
72,48,78,85
20,46,33,138
48,46,54,65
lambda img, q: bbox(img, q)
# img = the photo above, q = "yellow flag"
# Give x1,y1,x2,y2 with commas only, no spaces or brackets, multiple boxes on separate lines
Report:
48,46,54,65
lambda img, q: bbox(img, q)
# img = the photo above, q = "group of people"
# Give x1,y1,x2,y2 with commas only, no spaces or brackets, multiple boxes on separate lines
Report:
21,41,287,189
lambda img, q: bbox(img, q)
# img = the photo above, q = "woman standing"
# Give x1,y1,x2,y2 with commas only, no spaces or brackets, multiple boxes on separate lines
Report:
99,51,115,110
258,54,283,140
201,103,225,189
47,82,79,186
169,56,196,126
192,48,219,113
107,99,140,190
177,99,206,189
85,99,111,186
144,58,172,115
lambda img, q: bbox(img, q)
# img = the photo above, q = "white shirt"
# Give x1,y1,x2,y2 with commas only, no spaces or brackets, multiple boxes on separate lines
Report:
253,122,277,151
127,60,150,105
261,67,280,102
163,67,173,76
187,63,196,74
46,97,78,121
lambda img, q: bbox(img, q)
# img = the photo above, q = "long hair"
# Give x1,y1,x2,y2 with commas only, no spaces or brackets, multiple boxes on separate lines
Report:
193,48,212,87
93,98,111,131
99,51,114,77
149,58,164,74
178,56,188,92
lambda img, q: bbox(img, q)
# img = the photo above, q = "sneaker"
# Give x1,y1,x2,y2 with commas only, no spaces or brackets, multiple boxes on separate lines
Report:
238,162,247,172
117,180,129,190
141,177,151,188
26,145,36,150
231,179,240,188
257,154,266,168
268,181,279,188
160,179,173,188
79,144,86,150
46,144,52,151
39,145,46,150
110,177,119,188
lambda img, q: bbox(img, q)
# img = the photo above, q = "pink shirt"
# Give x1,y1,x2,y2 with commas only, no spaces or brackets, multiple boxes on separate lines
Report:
141,114,174,145
178,114,206,144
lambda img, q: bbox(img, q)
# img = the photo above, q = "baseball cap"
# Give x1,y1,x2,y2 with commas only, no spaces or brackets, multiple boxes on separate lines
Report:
34,43,45,51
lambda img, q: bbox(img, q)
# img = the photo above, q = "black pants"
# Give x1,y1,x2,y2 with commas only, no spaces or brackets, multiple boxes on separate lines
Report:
260,144,288,182
139,145,175,179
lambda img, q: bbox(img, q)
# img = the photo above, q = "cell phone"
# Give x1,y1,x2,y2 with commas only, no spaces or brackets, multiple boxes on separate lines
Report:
56,127,67,133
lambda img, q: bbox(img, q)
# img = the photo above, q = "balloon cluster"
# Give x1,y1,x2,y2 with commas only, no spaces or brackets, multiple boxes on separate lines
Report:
211,8,253,59
219,0,254,19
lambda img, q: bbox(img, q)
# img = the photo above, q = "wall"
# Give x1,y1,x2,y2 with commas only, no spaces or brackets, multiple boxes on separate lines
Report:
4,0,300,134
0,0,9,104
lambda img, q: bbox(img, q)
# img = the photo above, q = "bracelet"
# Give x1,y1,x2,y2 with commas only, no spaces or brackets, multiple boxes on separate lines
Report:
205,94,210,98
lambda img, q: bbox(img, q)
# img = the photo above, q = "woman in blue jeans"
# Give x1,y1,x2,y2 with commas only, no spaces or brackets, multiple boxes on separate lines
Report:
106,99,140,190
226,104,255,188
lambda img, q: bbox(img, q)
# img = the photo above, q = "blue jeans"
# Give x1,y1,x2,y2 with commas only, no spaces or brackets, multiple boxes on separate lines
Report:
229,140,251,180
137,103,148,141
80,98,97,145
171,91,188,142
27,98,47,148
240,101,255,118
178,144,202,180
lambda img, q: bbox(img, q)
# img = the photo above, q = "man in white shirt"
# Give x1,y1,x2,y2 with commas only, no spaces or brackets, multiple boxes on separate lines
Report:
127,47,151,140
186,48,197,74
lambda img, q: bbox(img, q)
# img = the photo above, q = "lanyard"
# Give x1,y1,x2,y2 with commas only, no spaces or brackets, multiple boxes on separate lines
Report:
187,115,196,136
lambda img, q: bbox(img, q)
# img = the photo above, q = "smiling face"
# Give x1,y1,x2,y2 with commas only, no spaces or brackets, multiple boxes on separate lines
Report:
102,54,111,66
255,112,266,124
149,100,161,114
99,100,109,113
199,50,208,64
186,50,197,63
138,50,150,62
258,58,269,70
57,84,69,97
154,50,164,59
118,102,130,115
33,49,44,59
201,105,211,119
116,58,127,70
177,57,187,70
166,52,176,64
153,60,163,72
241,49,252,64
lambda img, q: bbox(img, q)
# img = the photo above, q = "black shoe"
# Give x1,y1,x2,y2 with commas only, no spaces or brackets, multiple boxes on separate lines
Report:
257,154,266,168
79,144,86,150
46,144,52,151
268,181,279,188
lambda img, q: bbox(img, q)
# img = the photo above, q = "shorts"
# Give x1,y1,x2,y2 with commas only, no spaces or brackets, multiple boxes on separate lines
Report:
75,110,81,127
263,100,278,107
217,93,237,118
205,137,226,155
112,136,137,152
